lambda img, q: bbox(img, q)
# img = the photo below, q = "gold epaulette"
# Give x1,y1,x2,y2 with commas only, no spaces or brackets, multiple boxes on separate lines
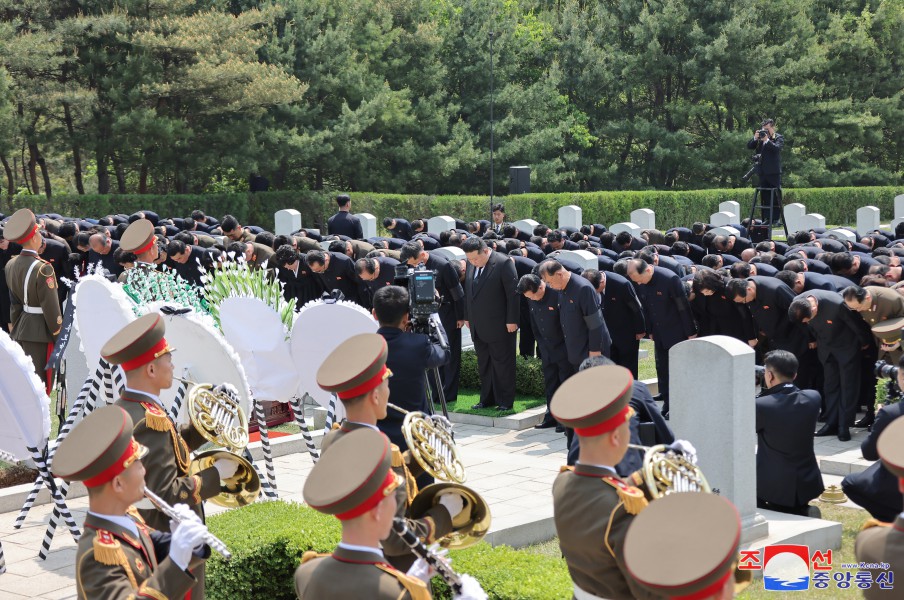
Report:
141,402,171,432
331,422,341,431
126,506,146,524
390,444,404,468
390,444,417,503
559,465,574,473
300,551,330,564
93,530,128,567
602,476,648,515
861,518,893,531
375,563,431,600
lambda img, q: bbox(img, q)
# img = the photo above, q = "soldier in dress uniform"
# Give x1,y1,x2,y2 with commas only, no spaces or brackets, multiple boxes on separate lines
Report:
117,219,159,284
53,405,211,600
3,208,62,389
623,493,750,600
872,318,904,365
316,333,458,572
551,365,662,600
101,313,237,599
854,417,904,600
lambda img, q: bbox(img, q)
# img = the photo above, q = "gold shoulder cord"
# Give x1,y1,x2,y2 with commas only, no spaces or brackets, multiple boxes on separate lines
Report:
391,445,418,505
138,411,191,474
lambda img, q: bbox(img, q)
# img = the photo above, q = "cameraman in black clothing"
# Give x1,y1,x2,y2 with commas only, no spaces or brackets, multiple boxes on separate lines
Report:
747,118,784,224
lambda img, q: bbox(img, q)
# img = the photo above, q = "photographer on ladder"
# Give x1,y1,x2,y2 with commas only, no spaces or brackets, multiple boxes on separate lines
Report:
747,118,784,224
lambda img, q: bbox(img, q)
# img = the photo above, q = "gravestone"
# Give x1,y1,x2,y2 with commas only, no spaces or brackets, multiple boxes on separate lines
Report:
428,216,456,235
355,213,377,239
799,213,826,231
670,335,768,544
558,205,582,230
433,246,466,263
319,241,332,251
718,201,741,220
275,209,302,236
630,209,656,231
895,194,904,218
555,250,597,272
827,228,856,245
783,203,806,234
514,219,539,236
710,226,741,239
856,206,880,236
609,222,642,238
710,212,735,227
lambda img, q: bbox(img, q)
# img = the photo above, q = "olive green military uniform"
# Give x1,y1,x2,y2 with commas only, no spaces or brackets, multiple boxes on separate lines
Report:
5,250,61,382
294,546,429,600
322,421,453,571
860,287,904,328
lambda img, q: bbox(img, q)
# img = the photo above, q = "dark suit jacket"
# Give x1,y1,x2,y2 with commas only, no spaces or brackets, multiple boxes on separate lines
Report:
798,289,870,360
559,273,610,364
601,272,646,349
636,266,696,349
387,218,413,240
842,402,904,522
802,272,857,292
464,251,519,343
320,252,361,304
748,276,808,354
327,211,363,239
747,133,784,175
527,286,568,364
756,382,824,506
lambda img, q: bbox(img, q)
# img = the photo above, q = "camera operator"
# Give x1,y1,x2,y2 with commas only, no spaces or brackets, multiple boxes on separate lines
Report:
842,355,904,522
373,285,450,485
747,118,784,224
756,350,824,517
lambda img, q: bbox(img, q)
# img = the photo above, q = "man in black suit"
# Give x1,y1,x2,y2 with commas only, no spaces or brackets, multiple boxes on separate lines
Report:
87,231,124,279
306,249,362,304
274,245,324,307
842,368,904,522
490,203,509,235
461,237,519,410
382,217,413,241
326,194,363,239
775,270,855,293
756,350,824,516
165,240,215,287
354,256,399,309
789,289,871,441
626,259,697,417
509,251,538,358
517,274,574,429
373,285,449,488
582,269,646,378
747,118,783,223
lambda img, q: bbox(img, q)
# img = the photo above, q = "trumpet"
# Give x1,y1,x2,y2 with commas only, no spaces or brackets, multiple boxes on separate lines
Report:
144,487,232,560
387,403,465,484
175,378,261,507
627,443,711,498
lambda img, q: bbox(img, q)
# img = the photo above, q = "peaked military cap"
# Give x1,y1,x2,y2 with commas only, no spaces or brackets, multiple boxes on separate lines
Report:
119,219,156,255
877,416,904,480
3,209,39,245
551,365,634,437
317,333,391,400
101,313,174,371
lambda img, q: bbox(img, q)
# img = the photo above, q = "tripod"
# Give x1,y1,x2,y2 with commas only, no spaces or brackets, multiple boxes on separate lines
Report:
747,187,789,238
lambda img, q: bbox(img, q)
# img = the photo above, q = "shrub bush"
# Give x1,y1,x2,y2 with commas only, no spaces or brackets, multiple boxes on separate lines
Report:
459,350,546,397
205,500,570,600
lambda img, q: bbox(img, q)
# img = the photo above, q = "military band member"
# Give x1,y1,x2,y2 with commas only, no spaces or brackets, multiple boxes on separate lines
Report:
551,365,661,600
317,333,458,571
3,208,62,389
624,493,749,600
102,313,236,599
854,417,904,600
117,219,159,284
52,405,211,600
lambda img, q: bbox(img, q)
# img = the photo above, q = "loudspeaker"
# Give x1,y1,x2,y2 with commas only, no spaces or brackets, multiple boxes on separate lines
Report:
509,166,530,194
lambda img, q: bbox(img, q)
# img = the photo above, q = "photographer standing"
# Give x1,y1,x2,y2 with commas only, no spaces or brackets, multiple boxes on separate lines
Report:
747,118,784,224
373,285,450,460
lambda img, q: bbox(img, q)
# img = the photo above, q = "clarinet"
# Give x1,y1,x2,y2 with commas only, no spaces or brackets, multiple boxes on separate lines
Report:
392,517,462,594
143,487,233,560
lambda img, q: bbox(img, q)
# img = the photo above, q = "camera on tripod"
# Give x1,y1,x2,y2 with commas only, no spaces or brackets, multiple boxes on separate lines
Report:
393,264,448,350
875,360,899,380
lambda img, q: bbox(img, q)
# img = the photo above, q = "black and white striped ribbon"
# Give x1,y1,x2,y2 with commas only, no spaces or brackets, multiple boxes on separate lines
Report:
251,399,277,492
290,395,320,462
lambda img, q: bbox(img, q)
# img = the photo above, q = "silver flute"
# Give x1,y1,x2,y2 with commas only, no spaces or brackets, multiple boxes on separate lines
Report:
143,487,232,560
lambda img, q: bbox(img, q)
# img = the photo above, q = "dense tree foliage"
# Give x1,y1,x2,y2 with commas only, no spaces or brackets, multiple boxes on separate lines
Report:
0,0,901,197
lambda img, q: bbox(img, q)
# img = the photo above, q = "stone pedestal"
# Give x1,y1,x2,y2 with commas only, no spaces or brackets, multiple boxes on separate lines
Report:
554,250,597,271
609,222,642,238
710,211,735,227
630,208,655,230
558,205,582,230
514,219,539,236
719,201,741,220
828,228,856,245
783,203,806,234
710,226,740,238
671,335,768,543
799,213,826,231
433,246,466,263
275,209,301,236
356,213,377,239
428,216,456,235
856,206,880,236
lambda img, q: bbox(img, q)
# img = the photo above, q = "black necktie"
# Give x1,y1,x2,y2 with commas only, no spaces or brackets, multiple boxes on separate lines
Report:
474,267,483,281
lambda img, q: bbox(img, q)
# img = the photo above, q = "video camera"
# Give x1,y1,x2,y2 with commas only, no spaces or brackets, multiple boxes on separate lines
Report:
757,129,769,138
393,264,449,350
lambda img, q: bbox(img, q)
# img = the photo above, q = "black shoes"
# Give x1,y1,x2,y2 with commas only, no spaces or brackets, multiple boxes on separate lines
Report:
854,414,874,428
555,424,565,433
814,425,838,437
471,403,495,410
838,428,851,442
535,420,557,429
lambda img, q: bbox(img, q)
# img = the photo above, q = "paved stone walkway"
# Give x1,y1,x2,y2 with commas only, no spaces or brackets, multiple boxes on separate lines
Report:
0,420,873,599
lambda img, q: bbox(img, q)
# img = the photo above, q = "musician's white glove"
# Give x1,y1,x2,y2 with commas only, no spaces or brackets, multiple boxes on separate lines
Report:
170,503,202,524
438,491,465,519
668,439,698,462
169,518,208,571
214,458,239,480
406,557,435,584
212,383,240,404
453,574,488,600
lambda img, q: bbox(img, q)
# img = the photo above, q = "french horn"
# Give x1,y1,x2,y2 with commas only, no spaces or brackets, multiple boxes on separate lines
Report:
628,443,711,498
177,378,261,507
409,482,491,550
387,403,466,484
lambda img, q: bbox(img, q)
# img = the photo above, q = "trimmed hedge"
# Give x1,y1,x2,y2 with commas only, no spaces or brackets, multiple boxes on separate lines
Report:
205,500,571,600
11,186,903,233
460,350,546,397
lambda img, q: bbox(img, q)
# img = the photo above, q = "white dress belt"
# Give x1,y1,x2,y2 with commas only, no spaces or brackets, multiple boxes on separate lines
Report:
22,260,44,314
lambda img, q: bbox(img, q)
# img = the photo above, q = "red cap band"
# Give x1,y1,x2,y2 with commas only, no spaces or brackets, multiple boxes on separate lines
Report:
672,569,732,600
120,337,170,371
83,439,141,488
134,237,156,256
574,405,632,437
338,365,389,400
11,224,38,245
335,470,397,521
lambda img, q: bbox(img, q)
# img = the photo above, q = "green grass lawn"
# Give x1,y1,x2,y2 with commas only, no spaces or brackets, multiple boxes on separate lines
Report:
435,388,546,417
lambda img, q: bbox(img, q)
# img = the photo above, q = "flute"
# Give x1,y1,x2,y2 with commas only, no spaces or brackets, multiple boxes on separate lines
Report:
143,487,232,560
391,517,461,594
